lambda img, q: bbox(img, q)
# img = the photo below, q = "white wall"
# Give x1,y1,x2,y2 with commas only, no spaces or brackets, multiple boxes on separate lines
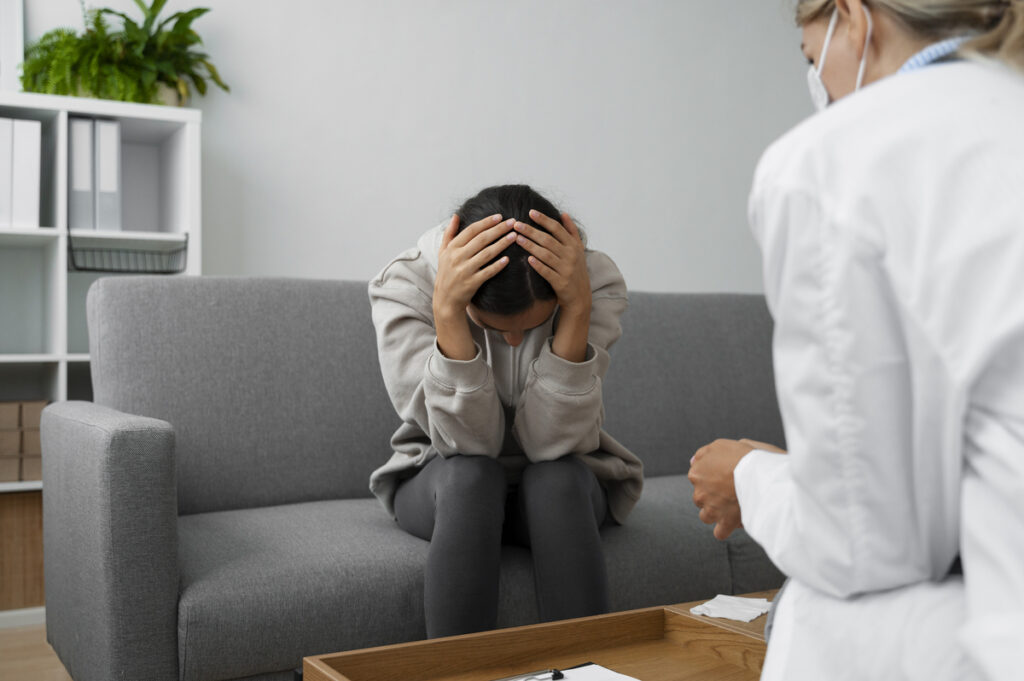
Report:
26,1,811,293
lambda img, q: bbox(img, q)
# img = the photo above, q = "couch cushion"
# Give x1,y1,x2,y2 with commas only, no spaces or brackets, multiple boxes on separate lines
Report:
177,476,782,681
606,476,751,610
603,293,786,477
178,498,424,681
87,277,400,515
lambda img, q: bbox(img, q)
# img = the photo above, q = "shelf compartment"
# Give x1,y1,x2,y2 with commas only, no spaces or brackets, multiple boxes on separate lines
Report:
67,271,126,354
0,105,62,230
67,361,93,402
0,240,61,354
0,362,60,402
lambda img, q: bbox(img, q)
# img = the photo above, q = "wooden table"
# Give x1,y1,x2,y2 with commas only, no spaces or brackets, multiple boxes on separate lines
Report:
305,590,777,681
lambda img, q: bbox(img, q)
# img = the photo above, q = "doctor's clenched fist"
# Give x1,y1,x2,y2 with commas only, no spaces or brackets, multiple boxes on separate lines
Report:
689,438,785,541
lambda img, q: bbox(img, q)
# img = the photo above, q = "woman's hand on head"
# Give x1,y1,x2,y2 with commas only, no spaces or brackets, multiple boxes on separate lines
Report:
433,213,516,322
513,211,592,317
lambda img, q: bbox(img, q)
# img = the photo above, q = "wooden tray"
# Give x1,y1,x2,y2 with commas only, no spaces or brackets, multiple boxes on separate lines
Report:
305,601,769,681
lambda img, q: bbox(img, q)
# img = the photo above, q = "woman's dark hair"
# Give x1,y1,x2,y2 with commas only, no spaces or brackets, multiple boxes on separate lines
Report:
456,184,559,315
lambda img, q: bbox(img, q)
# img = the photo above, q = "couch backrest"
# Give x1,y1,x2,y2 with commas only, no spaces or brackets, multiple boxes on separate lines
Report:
88,276,400,515
87,278,784,514
602,292,785,477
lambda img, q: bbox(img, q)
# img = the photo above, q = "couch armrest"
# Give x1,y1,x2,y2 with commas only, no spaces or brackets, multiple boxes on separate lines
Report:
41,401,178,681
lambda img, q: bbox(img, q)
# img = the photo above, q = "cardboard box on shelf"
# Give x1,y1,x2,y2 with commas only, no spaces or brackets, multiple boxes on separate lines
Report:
20,401,48,429
0,456,20,482
0,430,21,456
0,402,20,429
20,456,41,481
22,428,41,455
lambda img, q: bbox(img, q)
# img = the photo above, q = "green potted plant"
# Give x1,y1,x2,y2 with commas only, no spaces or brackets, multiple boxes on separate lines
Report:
20,0,228,106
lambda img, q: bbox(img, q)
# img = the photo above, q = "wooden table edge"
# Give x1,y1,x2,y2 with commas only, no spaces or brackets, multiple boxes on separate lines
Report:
666,588,778,643
305,590,779,681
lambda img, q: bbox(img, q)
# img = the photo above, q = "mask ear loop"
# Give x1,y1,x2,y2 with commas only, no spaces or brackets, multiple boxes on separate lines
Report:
855,5,874,90
817,9,840,75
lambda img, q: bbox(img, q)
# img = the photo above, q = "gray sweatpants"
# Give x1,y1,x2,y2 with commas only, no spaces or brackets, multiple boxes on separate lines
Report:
394,454,609,638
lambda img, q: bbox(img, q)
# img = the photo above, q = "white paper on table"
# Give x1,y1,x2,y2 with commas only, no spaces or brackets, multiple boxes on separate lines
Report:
561,663,641,680
493,663,640,681
689,594,772,623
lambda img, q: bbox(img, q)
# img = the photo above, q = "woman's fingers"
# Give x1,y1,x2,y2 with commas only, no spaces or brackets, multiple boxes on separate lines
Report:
440,214,459,251
465,218,516,257
561,212,582,243
468,230,517,269
474,254,510,283
450,213,504,249
526,254,560,285
515,230,560,269
513,221,561,252
529,209,571,244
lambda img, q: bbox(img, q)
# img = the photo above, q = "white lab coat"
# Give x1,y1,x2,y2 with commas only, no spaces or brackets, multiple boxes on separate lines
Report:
737,59,1024,680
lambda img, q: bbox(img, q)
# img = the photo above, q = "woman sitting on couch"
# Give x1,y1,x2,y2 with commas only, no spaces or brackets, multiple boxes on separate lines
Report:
368,184,643,638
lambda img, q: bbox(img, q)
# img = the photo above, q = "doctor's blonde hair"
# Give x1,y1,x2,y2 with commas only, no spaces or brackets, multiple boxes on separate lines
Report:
795,0,1024,70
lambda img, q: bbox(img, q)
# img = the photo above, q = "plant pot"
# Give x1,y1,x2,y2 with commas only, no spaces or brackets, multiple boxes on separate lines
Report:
156,83,190,107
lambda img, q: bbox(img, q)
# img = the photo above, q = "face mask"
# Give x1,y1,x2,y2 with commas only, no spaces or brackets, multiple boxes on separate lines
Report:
807,10,839,111
806,6,873,112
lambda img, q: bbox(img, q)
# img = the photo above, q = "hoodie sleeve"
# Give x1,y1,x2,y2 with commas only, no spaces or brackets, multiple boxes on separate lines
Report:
513,251,629,461
369,250,504,458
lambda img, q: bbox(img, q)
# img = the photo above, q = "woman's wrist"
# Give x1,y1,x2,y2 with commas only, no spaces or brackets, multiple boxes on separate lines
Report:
551,306,590,363
434,307,477,361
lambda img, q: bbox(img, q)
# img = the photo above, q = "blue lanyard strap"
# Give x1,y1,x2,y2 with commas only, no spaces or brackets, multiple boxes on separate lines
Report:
899,36,970,73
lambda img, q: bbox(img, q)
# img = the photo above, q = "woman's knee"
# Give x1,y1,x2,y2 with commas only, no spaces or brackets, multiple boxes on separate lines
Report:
435,454,506,504
521,456,593,499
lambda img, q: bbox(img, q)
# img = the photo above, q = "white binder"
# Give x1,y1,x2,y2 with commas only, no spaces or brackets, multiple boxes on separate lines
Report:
94,118,121,231
11,118,40,229
68,117,94,230
0,117,12,229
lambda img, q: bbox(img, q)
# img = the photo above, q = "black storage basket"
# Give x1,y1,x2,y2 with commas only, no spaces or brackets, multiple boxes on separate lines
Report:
68,233,188,274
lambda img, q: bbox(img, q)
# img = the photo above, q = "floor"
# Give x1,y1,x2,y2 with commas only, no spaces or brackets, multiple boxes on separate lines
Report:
0,624,72,680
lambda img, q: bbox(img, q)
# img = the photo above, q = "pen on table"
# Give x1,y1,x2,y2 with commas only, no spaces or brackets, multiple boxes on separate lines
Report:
491,668,565,681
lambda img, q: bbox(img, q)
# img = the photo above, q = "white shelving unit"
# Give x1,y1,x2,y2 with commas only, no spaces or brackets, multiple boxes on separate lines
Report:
0,91,201,494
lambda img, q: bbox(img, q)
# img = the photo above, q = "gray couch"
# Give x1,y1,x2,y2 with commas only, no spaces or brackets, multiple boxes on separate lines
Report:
41,277,785,681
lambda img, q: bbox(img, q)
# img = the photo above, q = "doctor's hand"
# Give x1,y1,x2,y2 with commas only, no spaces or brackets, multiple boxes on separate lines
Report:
688,439,754,541
433,213,516,360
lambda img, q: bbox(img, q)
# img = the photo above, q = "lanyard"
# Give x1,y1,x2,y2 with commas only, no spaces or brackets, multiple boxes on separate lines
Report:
899,36,970,73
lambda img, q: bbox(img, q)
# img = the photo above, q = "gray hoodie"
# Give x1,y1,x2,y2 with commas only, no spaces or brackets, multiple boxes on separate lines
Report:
368,223,643,523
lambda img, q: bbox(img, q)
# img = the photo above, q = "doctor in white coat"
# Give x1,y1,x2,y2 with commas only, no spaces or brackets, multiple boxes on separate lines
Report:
688,0,1024,679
